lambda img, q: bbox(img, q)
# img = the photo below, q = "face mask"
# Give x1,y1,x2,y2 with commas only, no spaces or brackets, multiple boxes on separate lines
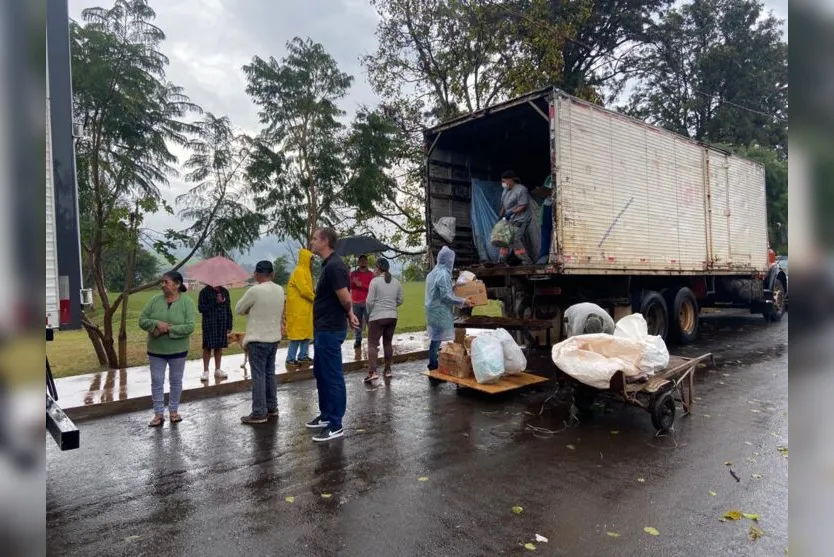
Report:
501,182,508,189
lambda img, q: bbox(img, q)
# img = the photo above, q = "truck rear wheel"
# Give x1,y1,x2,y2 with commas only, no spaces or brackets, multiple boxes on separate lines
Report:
640,291,669,340
765,278,786,322
668,287,699,345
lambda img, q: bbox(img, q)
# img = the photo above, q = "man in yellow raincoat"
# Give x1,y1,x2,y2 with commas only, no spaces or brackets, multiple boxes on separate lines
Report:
284,248,315,369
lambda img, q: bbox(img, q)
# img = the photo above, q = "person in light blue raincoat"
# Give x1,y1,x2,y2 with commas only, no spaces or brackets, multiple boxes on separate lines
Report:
425,246,474,370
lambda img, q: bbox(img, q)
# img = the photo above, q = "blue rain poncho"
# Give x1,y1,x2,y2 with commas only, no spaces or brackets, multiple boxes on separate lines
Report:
425,246,466,341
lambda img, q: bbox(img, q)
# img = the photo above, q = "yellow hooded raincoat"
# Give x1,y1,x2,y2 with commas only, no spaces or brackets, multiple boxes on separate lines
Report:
285,248,315,340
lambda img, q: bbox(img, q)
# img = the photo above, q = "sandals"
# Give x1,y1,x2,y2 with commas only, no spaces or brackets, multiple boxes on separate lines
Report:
363,372,379,383
169,413,182,423
148,415,164,428
383,370,393,379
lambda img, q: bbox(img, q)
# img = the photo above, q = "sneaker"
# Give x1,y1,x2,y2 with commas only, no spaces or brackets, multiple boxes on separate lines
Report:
267,407,279,418
305,416,329,429
312,426,344,442
285,360,299,370
200,370,210,382
297,356,313,364
215,368,228,379
241,414,268,425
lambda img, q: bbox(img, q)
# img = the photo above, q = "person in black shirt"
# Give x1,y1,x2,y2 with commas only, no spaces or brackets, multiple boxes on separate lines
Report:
306,227,359,442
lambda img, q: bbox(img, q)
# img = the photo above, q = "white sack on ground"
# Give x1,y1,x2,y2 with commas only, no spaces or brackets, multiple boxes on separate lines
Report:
551,334,645,389
564,302,615,337
614,313,670,373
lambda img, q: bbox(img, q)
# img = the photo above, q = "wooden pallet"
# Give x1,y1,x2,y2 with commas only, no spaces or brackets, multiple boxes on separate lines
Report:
424,370,549,394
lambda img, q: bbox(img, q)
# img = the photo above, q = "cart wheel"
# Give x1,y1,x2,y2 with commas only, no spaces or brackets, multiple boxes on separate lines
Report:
428,376,442,387
573,385,597,414
650,391,676,431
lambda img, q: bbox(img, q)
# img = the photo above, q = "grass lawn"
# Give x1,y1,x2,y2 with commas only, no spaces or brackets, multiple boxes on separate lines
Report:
47,281,501,378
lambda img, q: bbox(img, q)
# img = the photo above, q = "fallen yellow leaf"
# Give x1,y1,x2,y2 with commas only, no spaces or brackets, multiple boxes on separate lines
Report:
725,461,733,466
742,513,759,521
722,510,743,521
703,414,712,418
777,446,788,457
637,477,646,483
749,526,765,541
751,473,763,480
124,536,141,542
418,476,429,482
566,444,576,450
285,496,295,503
709,490,717,497
606,532,620,538
524,542,536,551
355,429,366,433
512,506,524,515
321,493,332,499
610,430,619,435
644,527,659,536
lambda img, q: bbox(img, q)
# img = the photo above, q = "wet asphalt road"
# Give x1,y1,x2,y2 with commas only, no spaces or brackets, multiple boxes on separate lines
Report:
47,311,787,556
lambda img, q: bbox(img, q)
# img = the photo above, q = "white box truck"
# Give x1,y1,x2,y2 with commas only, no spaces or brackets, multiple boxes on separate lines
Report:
425,87,786,344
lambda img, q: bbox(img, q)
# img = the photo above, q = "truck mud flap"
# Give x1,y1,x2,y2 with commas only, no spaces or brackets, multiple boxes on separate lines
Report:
47,394,79,451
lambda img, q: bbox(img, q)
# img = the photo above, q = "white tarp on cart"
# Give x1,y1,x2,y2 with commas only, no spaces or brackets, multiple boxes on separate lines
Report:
551,313,670,389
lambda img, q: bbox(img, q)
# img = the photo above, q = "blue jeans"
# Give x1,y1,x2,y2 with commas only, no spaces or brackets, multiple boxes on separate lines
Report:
313,329,347,430
286,339,310,362
149,355,186,415
248,342,278,417
428,340,442,371
353,303,367,347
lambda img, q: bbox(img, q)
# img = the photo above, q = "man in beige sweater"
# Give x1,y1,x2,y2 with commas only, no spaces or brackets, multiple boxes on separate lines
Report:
235,260,285,424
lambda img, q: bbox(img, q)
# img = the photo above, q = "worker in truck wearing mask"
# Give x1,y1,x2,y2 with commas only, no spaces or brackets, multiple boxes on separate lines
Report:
498,170,533,265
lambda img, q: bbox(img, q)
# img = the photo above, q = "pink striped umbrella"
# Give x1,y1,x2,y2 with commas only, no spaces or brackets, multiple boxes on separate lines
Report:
183,256,251,288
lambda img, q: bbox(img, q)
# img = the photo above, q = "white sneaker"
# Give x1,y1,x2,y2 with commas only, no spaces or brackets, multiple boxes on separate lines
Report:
214,368,228,379
200,370,210,382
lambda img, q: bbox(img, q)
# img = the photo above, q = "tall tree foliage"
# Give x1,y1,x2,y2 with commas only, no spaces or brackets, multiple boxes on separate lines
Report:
72,1,255,368
244,37,400,246
626,0,787,151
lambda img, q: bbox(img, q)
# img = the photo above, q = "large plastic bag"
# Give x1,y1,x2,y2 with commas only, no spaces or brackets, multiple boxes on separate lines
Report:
614,313,669,373
490,219,514,248
470,334,505,384
433,217,456,244
492,328,526,375
551,334,645,389
564,303,615,337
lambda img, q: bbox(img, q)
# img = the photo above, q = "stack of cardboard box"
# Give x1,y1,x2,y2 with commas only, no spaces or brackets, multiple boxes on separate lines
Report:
438,331,479,379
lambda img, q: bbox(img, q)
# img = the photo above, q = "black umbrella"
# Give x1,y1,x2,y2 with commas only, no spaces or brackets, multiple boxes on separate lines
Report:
335,235,392,257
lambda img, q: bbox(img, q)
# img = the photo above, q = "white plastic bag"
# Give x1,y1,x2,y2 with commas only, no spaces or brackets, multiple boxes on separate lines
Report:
433,217,456,244
456,270,476,285
551,334,644,389
614,313,669,373
470,334,505,384
492,328,526,375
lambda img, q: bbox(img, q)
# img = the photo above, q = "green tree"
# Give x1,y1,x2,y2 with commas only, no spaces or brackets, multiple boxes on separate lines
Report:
626,0,787,152
272,255,292,285
102,245,159,292
72,1,255,368
243,37,399,246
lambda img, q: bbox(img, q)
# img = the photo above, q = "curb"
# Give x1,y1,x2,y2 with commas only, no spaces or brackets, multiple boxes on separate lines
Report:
66,350,429,422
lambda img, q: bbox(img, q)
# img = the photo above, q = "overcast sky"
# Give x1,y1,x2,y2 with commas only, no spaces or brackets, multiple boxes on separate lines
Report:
68,0,788,242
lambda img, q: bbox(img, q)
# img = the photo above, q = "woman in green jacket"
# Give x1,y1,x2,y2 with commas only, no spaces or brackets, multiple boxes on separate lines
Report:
138,271,196,427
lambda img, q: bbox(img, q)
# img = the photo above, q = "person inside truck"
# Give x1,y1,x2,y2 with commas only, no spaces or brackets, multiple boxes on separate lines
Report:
497,170,533,265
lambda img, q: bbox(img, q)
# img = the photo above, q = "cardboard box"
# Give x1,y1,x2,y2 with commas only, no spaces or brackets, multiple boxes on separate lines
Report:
438,343,473,378
464,335,476,353
454,328,466,345
454,280,489,307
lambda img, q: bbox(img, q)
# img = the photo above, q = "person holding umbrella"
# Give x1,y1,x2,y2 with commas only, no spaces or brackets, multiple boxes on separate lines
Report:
198,284,232,381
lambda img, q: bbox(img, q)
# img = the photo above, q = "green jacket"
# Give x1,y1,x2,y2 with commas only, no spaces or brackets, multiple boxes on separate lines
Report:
138,294,196,355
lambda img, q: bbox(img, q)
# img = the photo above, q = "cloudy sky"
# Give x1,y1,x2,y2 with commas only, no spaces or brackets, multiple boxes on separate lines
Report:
68,0,788,254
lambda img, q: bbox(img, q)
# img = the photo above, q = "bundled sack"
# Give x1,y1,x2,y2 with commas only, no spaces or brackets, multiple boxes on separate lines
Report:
492,328,526,375
456,270,476,285
551,334,645,389
564,302,615,337
490,219,514,248
433,217,456,244
613,313,669,373
470,333,505,384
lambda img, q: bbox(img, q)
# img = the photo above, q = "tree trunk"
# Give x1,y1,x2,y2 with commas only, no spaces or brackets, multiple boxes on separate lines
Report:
102,309,119,369
118,240,138,369
81,318,108,366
